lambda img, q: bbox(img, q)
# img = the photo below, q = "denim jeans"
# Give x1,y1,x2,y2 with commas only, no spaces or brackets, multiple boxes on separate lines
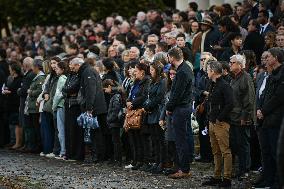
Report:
56,108,65,155
40,112,55,154
172,106,193,173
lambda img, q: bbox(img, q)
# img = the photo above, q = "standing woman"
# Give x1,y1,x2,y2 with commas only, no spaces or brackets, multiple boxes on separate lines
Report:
144,61,167,173
52,61,68,159
2,63,23,149
125,63,150,170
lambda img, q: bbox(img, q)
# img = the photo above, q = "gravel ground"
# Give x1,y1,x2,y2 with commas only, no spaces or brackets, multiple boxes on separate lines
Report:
0,149,255,189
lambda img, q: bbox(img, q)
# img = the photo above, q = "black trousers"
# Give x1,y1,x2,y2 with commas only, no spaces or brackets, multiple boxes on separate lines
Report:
92,113,112,161
51,112,60,155
27,113,41,150
111,127,122,162
128,129,143,164
197,113,212,160
250,126,261,170
150,124,166,164
121,131,132,162
65,104,84,160
0,111,9,146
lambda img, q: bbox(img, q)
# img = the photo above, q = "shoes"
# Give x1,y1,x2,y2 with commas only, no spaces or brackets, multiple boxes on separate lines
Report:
151,165,164,174
252,181,271,188
55,154,66,160
168,170,192,179
237,172,249,181
139,163,152,172
163,168,177,176
125,164,134,169
39,152,46,157
131,162,143,170
202,177,222,186
46,153,56,158
218,178,231,187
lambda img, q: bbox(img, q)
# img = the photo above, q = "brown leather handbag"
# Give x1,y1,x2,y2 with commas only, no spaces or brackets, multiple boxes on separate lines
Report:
124,108,145,131
196,100,205,115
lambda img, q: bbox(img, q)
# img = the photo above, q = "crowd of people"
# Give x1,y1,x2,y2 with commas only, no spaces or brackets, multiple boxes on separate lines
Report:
0,0,284,188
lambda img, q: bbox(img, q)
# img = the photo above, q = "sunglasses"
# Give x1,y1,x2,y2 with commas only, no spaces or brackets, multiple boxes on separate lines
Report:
169,73,176,76
229,61,237,65
200,58,206,61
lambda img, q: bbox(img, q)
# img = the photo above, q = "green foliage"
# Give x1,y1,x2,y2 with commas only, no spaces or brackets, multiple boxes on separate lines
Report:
0,0,165,27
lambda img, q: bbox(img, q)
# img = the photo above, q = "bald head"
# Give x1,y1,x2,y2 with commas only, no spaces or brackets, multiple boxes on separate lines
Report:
23,57,34,71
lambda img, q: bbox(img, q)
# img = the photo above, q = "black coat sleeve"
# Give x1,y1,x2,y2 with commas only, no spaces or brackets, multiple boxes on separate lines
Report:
83,70,97,111
131,79,150,109
17,72,35,97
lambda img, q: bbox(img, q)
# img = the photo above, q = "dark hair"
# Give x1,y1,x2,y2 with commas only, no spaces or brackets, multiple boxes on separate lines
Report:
89,45,100,55
220,61,230,72
241,50,256,71
96,31,106,40
136,63,150,75
124,62,136,78
57,60,69,75
102,58,115,71
168,47,183,61
0,48,7,59
157,42,168,52
69,43,78,50
268,47,284,63
228,32,242,41
189,2,198,12
248,18,261,32
166,66,176,91
150,60,165,82
9,62,22,76
259,10,269,19
146,44,156,54
178,11,188,22
50,56,61,63
218,16,240,33
176,33,186,40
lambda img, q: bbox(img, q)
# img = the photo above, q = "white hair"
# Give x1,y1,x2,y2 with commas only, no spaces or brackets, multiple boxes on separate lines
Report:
231,54,246,68
70,57,84,65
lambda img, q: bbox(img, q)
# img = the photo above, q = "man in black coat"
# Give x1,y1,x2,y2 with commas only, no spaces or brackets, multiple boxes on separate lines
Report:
166,47,194,179
202,61,234,187
0,49,9,147
17,57,36,150
71,57,108,163
257,48,284,188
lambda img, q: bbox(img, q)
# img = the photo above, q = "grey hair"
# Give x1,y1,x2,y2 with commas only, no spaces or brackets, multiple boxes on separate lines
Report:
207,61,223,74
230,54,246,68
70,57,84,65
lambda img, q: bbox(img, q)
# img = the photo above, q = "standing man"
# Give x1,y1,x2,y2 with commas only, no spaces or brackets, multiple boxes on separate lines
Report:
166,47,194,179
229,54,256,180
17,57,36,151
202,61,234,187
257,48,284,188
257,10,275,37
71,58,108,163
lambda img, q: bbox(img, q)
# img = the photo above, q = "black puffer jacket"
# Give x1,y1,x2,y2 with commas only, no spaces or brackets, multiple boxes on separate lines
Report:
107,93,123,128
262,65,284,128
78,63,107,115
